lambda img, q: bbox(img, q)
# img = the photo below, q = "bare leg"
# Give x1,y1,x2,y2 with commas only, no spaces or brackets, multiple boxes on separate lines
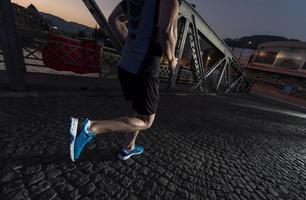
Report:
124,131,140,150
123,112,144,150
90,114,155,136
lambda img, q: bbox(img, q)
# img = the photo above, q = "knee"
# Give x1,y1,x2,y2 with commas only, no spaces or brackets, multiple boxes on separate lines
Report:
138,115,155,130
143,120,154,130
136,119,153,131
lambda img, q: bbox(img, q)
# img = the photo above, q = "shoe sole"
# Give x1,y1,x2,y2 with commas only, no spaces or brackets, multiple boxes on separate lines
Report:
69,117,78,162
118,151,143,161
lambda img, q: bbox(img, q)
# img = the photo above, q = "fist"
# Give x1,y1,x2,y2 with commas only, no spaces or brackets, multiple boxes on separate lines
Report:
169,58,178,71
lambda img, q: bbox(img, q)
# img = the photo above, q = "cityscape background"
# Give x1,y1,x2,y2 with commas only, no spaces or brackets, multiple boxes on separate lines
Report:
1,0,305,107
12,0,306,42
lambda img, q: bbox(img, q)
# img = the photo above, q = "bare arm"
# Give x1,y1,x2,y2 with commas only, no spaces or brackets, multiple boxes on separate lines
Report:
158,0,180,70
108,4,128,43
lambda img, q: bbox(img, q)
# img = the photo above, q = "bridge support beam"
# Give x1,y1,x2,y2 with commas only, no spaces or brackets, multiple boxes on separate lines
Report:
0,0,26,91
82,0,251,93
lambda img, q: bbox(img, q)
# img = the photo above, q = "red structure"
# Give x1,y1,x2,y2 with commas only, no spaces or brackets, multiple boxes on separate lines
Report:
42,34,102,74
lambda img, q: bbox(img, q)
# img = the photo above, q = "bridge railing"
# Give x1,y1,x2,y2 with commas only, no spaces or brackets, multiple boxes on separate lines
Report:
17,29,101,77
0,49,5,70
1,0,251,92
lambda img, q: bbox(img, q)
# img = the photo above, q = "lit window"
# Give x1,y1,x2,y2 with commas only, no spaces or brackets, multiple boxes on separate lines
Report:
275,58,302,70
254,51,277,65
275,52,303,70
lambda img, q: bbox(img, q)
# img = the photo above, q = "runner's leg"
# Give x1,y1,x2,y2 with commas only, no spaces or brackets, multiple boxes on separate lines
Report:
90,113,155,135
123,112,155,150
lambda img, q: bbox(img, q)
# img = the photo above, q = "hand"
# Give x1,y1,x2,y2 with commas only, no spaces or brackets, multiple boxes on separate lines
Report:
169,57,178,71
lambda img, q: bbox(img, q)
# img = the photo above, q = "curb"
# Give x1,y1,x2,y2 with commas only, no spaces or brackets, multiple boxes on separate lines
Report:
251,91,306,112
0,91,120,98
0,91,219,98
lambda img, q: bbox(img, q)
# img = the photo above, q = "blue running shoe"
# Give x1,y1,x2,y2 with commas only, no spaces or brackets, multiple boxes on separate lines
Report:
69,117,95,162
118,145,144,160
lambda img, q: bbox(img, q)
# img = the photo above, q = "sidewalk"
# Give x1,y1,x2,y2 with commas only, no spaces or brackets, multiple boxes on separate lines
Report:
251,84,306,110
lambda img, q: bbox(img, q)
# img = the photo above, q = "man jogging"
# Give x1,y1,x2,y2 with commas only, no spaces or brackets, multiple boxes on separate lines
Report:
69,0,180,161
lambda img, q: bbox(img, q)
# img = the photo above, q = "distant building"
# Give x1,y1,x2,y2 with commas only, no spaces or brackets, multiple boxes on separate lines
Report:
249,41,306,74
13,3,53,32
245,41,306,97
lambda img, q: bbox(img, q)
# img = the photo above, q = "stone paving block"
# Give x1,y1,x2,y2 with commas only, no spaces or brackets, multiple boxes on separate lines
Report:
121,175,133,188
45,164,57,171
51,176,66,187
229,193,240,200
116,188,129,200
139,188,152,200
269,188,279,197
29,180,51,197
0,94,306,199
47,169,62,179
62,163,77,173
36,189,57,200
57,183,74,195
111,171,124,182
0,170,22,184
70,189,81,200
81,182,96,195
139,167,149,176
24,164,42,175
89,173,102,183
127,193,138,200
164,170,174,180
251,192,261,200
158,177,168,186
90,190,109,200
208,189,217,200
2,179,24,194
97,177,113,190
163,191,175,200
25,172,45,185
105,183,121,196
177,188,189,199
255,189,267,199
151,194,162,200
156,166,165,175
155,185,166,196
5,188,28,200
74,175,90,186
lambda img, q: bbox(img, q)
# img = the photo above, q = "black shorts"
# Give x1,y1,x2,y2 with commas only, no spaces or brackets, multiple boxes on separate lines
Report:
118,56,161,116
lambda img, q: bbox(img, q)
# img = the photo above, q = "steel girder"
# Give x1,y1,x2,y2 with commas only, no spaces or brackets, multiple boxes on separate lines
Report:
82,0,123,52
170,0,251,93
82,0,251,93
0,0,26,91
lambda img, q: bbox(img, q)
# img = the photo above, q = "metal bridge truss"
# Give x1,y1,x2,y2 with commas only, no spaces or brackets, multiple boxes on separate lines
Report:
83,0,251,93
0,0,251,92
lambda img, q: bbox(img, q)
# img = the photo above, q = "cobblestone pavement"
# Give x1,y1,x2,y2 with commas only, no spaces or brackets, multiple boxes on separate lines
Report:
0,93,306,200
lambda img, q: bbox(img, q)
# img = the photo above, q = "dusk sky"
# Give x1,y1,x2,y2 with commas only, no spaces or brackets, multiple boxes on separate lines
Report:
13,0,306,41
